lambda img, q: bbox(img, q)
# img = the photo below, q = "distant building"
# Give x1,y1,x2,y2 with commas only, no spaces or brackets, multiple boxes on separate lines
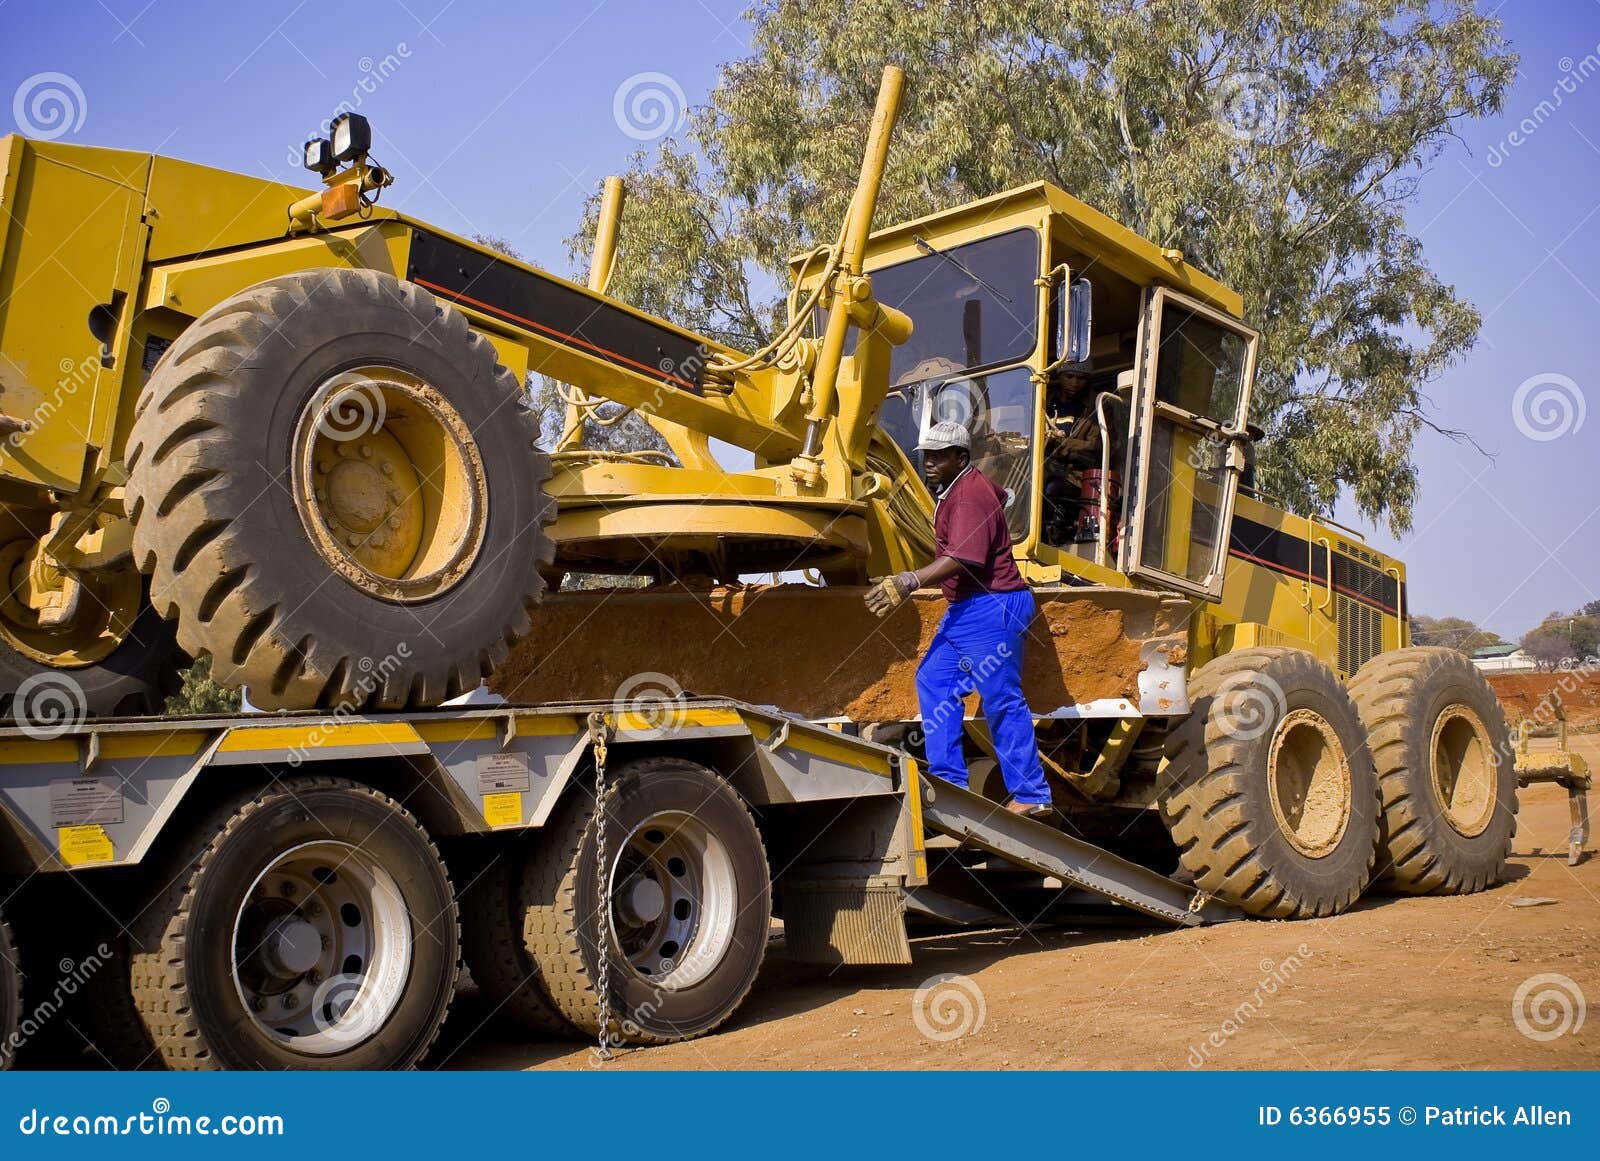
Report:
1470,643,1535,673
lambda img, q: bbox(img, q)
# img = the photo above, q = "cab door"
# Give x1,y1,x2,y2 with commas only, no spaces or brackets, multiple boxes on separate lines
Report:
1120,288,1259,600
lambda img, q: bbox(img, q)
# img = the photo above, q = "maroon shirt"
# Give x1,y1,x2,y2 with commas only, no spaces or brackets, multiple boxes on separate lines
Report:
933,466,1026,601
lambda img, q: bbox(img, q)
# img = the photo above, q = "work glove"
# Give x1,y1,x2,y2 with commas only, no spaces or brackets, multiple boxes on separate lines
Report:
864,571,919,618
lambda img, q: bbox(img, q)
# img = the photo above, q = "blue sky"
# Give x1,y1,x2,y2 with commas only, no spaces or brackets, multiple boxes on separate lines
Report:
2,0,1595,640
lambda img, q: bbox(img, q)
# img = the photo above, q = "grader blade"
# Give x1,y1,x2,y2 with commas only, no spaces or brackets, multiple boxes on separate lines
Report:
491,584,1191,723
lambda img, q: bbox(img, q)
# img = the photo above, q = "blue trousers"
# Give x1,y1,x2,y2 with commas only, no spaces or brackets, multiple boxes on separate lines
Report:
915,588,1050,805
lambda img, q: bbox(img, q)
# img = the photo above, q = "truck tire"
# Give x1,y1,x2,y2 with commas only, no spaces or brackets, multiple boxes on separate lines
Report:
129,778,460,1070
1348,647,1518,894
0,910,19,1070
1161,647,1380,919
459,841,572,1038
521,757,770,1045
125,268,554,710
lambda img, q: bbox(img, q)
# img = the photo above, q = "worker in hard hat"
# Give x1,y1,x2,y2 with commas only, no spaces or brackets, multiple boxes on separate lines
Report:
864,420,1052,818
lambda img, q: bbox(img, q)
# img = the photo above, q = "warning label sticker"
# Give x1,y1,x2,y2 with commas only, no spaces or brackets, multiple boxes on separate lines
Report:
58,825,115,866
49,776,124,828
476,751,532,795
481,791,523,827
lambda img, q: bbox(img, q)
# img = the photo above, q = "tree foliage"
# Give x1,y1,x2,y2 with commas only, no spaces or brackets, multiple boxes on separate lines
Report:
165,654,242,716
1520,613,1600,669
1409,613,1501,655
572,0,1513,532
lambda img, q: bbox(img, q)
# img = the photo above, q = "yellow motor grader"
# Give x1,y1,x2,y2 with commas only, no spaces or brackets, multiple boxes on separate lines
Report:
0,67,1524,922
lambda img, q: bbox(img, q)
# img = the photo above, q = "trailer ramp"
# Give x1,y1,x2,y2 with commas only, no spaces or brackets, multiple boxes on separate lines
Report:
916,776,1241,927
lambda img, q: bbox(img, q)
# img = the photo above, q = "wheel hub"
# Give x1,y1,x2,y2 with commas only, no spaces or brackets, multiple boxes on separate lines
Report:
261,917,323,977
1430,704,1496,837
292,368,488,604
0,522,141,667
1267,708,1353,858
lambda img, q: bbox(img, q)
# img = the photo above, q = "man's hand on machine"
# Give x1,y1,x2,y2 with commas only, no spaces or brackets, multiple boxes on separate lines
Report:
864,571,919,618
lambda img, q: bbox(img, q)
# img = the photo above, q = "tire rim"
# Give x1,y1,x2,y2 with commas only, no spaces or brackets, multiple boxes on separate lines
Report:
1429,704,1497,837
291,367,488,603
1267,708,1353,858
607,811,738,989
0,532,140,668
231,840,413,1056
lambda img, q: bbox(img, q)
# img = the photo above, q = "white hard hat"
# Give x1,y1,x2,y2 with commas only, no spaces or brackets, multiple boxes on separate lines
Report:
917,420,971,452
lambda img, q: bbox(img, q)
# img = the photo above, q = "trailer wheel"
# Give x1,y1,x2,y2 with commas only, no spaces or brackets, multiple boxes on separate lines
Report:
459,841,572,1037
1161,647,1380,918
1348,647,1518,894
125,268,555,710
0,910,19,1070
129,778,460,1070
522,757,770,1045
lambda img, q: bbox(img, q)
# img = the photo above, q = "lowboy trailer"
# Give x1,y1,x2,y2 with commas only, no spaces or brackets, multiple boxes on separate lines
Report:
0,692,1234,1071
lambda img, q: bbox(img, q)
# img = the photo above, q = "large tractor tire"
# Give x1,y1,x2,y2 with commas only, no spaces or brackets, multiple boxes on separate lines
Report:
0,909,19,1070
522,757,770,1045
1161,647,1381,919
1348,647,1518,894
125,268,554,710
129,778,460,1070
0,508,183,719
458,839,572,1038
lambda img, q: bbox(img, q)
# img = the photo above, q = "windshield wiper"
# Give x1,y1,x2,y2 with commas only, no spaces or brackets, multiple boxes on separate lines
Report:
912,235,1014,303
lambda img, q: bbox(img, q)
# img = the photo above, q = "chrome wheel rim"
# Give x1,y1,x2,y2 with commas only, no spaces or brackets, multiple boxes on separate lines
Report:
231,840,412,1055
607,811,738,989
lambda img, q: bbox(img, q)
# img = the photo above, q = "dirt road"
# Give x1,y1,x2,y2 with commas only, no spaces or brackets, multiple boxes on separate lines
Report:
440,738,1597,1071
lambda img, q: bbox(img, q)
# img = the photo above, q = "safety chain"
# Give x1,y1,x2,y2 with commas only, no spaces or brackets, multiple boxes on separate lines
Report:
587,712,615,1062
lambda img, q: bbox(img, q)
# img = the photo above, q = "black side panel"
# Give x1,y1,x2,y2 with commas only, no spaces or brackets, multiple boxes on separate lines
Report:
405,230,704,394
1229,514,1401,616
